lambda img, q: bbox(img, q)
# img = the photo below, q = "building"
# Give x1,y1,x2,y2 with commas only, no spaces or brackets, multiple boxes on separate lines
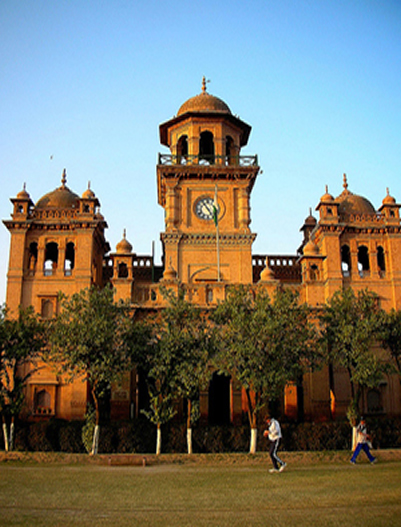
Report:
3,80,401,423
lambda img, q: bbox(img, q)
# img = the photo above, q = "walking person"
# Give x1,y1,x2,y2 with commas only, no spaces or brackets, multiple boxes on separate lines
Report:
350,417,376,464
264,416,287,473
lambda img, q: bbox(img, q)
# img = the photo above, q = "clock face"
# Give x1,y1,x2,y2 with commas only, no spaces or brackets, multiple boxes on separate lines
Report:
195,197,218,220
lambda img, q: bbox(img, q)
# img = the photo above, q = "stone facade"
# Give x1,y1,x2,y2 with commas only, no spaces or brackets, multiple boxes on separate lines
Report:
3,80,401,423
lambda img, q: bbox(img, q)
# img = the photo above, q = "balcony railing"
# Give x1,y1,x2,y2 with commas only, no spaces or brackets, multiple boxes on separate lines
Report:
158,154,258,167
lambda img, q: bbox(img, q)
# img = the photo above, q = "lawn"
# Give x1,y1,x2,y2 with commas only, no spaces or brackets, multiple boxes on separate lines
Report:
1,452,400,527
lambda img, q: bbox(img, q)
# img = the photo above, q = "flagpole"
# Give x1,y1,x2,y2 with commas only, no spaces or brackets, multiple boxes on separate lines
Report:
214,185,221,282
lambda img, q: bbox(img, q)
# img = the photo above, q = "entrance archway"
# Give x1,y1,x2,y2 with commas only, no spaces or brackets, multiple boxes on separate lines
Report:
208,372,231,425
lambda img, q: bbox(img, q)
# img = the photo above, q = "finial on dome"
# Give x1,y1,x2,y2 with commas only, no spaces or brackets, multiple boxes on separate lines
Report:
343,173,348,190
88,181,91,190
61,169,67,188
23,182,26,191
201,76,211,93
123,228,126,239
386,187,390,196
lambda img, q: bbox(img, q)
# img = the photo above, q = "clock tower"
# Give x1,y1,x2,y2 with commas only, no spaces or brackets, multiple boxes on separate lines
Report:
157,79,259,293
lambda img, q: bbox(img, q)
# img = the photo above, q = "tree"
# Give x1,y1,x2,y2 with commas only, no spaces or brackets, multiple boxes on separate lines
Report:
213,285,317,454
0,305,48,451
319,288,386,428
162,288,214,454
379,309,401,385
140,287,213,455
48,286,135,455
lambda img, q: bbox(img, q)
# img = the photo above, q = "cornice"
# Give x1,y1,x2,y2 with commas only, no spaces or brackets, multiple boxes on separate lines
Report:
161,231,256,246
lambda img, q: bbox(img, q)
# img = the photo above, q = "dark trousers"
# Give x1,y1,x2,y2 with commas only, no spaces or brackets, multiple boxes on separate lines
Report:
351,442,375,463
269,439,284,470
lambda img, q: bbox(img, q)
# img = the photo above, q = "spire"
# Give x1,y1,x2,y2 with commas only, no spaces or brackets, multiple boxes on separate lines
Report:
61,169,67,188
343,173,348,191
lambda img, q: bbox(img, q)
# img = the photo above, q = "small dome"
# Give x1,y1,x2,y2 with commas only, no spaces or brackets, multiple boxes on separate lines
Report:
303,208,317,226
116,230,132,254
17,183,30,200
382,188,396,205
259,258,276,282
82,182,96,199
336,175,375,216
177,77,231,116
320,185,334,203
303,239,320,256
36,170,79,210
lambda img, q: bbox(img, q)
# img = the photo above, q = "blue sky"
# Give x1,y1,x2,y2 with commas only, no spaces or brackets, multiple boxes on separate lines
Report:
1,0,400,303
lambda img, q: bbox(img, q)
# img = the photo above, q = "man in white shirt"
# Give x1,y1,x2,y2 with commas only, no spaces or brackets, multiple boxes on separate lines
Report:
264,417,287,473
350,417,376,464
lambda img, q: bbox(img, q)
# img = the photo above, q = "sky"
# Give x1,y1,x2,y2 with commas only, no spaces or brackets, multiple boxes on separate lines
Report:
1,0,401,303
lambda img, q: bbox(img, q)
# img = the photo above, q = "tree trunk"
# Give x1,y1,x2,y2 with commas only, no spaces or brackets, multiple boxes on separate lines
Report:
187,428,193,455
351,425,357,451
10,417,15,452
245,388,258,453
91,425,100,455
156,424,162,455
90,387,100,455
2,417,9,452
249,428,258,454
187,399,193,455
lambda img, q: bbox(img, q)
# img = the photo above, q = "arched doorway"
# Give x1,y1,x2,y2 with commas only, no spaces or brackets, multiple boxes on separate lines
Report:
208,372,231,425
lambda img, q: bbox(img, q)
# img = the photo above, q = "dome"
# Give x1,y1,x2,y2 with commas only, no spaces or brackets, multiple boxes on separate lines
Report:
82,182,96,199
177,77,231,116
303,208,317,226
259,258,276,282
17,183,30,200
336,175,375,216
116,230,133,254
382,188,396,206
320,185,334,203
36,170,79,210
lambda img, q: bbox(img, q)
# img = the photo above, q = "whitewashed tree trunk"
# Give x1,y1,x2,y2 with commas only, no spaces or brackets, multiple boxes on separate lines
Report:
2,423,9,452
91,425,100,455
187,428,193,455
10,421,14,452
156,426,162,455
249,428,258,454
351,426,357,451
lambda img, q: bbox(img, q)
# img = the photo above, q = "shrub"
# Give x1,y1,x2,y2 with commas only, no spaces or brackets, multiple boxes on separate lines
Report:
59,421,85,453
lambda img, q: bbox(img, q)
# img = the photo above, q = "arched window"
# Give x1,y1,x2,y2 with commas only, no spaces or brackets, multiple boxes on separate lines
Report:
357,245,370,276
118,262,128,278
64,242,75,276
44,242,58,276
309,264,319,281
35,389,51,414
341,245,351,276
28,242,38,273
199,131,215,165
367,389,382,414
177,135,188,164
377,246,385,274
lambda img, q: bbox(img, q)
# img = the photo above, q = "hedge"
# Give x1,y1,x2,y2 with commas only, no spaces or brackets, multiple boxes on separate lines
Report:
1,417,400,454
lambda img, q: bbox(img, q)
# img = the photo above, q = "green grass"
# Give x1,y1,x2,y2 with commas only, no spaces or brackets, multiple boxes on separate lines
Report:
1,453,400,526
